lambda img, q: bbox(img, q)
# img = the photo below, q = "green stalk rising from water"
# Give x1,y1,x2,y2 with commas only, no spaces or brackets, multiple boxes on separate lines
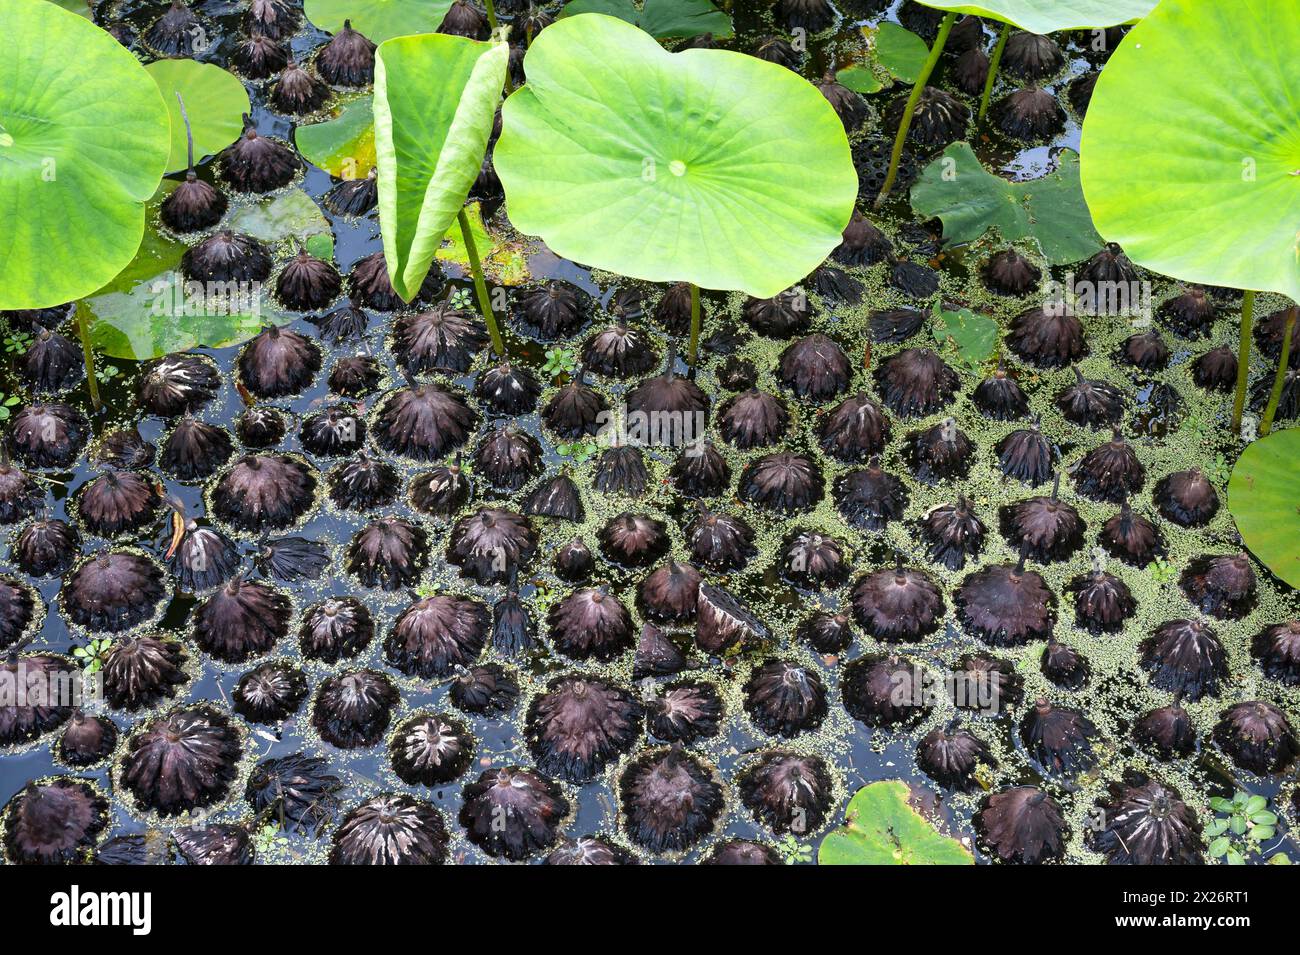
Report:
977,24,1010,123
875,11,957,208
1260,304,1297,436
457,207,506,358
688,282,701,369
1232,291,1255,435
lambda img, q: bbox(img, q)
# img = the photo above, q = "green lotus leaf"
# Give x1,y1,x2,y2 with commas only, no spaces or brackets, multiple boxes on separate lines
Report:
495,14,857,298
1080,0,1300,301
1228,427,1300,589
870,21,929,84
818,781,974,865
559,0,733,39
227,187,332,246
48,0,91,17
0,0,170,310
911,142,1102,265
437,202,531,286
914,0,1155,33
835,65,882,95
303,0,455,43
374,33,508,302
146,59,252,174
295,96,377,180
933,304,997,370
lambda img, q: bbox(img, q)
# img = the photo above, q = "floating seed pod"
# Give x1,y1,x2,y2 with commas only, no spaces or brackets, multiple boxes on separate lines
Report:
850,565,945,642
753,33,800,69
233,32,288,79
390,712,473,786
1003,31,1064,80
491,579,534,655
163,517,240,592
952,653,1023,713
300,597,372,663
213,454,317,531
122,706,241,816
842,656,930,727
834,458,909,530
96,427,156,470
653,282,692,334
12,519,78,577
818,71,869,131
513,281,589,339
548,586,634,661
1251,366,1300,421
245,752,342,834
410,460,471,517
1180,553,1255,619
0,576,35,651
1055,369,1125,428
0,654,71,744
887,87,968,146
331,793,448,864
1008,306,1085,368
327,357,381,399
461,767,568,860
744,660,827,737
1001,476,1085,562
703,840,782,865
778,0,836,31
918,726,993,791
975,786,1066,864
2,778,108,865
1089,774,1203,865
193,578,289,663
582,324,657,378
686,507,755,571
546,836,638,865
271,61,329,115
220,119,302,193
21,328,81,393
325,452,398,511
633,623,687,679
1214,701,1298,775
474,363,540,419
161,417,233,480
385,594,489,677
474,425,542,491
718,389,788,449
920,496,985,571
313,300,370,344
779,333,851,401
834,210,892,267
1252,620,1300,685
638,560,700,622
59,711,118,767
646,680,721,743
1154,468,1218,528
63,552,164,632
394,305,487,375
739,750,833,835
1121,330,1169,372
173,823,254,865
238,327,322,398
1079,242,1139,286
995,87,1065,140
1068,70,1097,113
312,670,399,748
76,470,161,537
346,518,428,591
1074,431,1144,503
1066,564,1135,633
953,45,990,95
447,508,536,584
811,265,863,304
1160,286,1217,338
818,393,891,462
146,0,202,55
255,535,328,582
450,663,519,715
1140,619,1227,701
139,353,220,417
593,444,648,496
276,248,341,311
348,250,441,310
626,353,710,429
549,537,592,585
100,636,188,711
9,402,90,469
983,248,1041,297
670,440,730,497
235,406,286,448
797,611,853,654
697,582,768,654
316,19,376,86
739,452,824,514
945,13,984,50
909,418,973,483
781,530,846,588
233,661,307,724
875,348,958,418
1041,638,1090,690
1020,699,1098,776
743,289,809,338
323,168,379,217
1099,503,1161,566
246,0,301,39
526,676,641,782
1255,306,1300,360
523,473,583,521
1134,703,1197,760
619,747,723,854
889,257,941,298
374,383,478,460
868,308,926,344
956,556,1056,646
440,0,490,38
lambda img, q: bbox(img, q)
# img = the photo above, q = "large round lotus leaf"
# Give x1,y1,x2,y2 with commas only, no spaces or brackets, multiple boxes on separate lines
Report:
146,59,251,174
295,96,376,179
1229,428,1300,589
914,0,1155,33
304,0,454,43
1080,0,1300,301
374,34,508,302
818,781,973,865
0,0,170,310
495,13,857,298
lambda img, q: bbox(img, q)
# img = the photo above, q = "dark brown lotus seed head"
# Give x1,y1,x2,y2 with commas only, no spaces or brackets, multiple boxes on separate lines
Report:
975,786,1066,864
121,707,241,816
460,767,569,860
330,794,448,865
525,676,642,782
1089,774,1203,865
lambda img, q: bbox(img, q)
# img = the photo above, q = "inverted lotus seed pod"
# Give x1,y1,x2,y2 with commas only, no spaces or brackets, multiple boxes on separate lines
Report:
908,417,973,483
138,354,220,418
686,507,755,572
850,564,945,643
316,19,376,86
163,516,240,592
276,248,341,311
868,308,926,344
633,624,688,681
582,323,657,378
619,747,723,854
521,473,582,522
740,452,824,514
375,383,478,461
834,457,909,529
0,654,72,745
12,519,79,578
75,470,160,538
594,443,649,496
1252,620,1300,685
62,552,164,633
193,578,289,663
235,406,286,449
719,389,788,449
546,835,638,865
245,752,342,834
818,393,891,462
696,581,768,654
348,250,441,310
447,508,536,584
219,120,301,189
646,680,721,743
1068,70,1097,114
1179,552,1256,619
1066,561,1135,634
1214,701,1298,775
345,518,428,591
331,794,448,864
1250,365,1299,421
1134,703,1197,760
780,529,846,588
739,750,833,834
450,662,519,715
95,427,156,471
1055,368,1125,429
842,656,930,727
270,60,329,115
920,496,985,571
2,778,108,865
1098,503,1162,566
753,33,800,69
554,536,594,583
526,675,641,782
409,459,471,517
953,46,990,96
1154,468,1219,527
956,555,1056,647
121,706,241,816
952,653,1023,714
918,726,993,791
213,454,317,531
323,169,379,217
779,333,851,402
1139,618,1228,702
1041,638,1090,690
0,463,42,525
10,402,90,469
1008,306,1085,368
995,87,1065,140
1079,243,1138,285
983,249,1041,297
513,280,589,339
255,536,329,583
312,670,398,749
100,635,188,711
312,300,370,344
245,0,301,39
473,425,541,491
703,840,782,865
818,71,869,131
1001,475,1084,562
889,257,941,298
297,597,371,663
875,348,957,418
233,661,307,724
389,712,473,786
1190,346,1238,397
777,0,835,31
460,766,568,860
670,440,731,497
887,87,967,146
326,452,399,511
385,594,489,678
472,362,538,417
652,282,691,334
172,823,254,865
439,0,490,38
238,326,322,398
744,660,827,737
161,417,233,480
233,32,288,79
1255,306,1300,360
1074,431,1144,503
146,0,202,56
597,512,668,567
743,289,809,338
834,210,892,267
975,786,1066,864
547,586,634,661
21,328,82,393
1020,699,1098,776
490,574,534,654
58,710,118,767
1121,330,1170,372
183,230,274,285
638,560,700,623
796,611,853,654
1088,774,1203,865
394,305,487,375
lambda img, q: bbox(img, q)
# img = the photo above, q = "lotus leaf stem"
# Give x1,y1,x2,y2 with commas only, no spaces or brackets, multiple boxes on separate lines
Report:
1231,290,1255,435
1260,304,1297,436
875,11,957,208
688,282,701,369
75,301,101,413
977,23,1010,123
457,207,506,358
